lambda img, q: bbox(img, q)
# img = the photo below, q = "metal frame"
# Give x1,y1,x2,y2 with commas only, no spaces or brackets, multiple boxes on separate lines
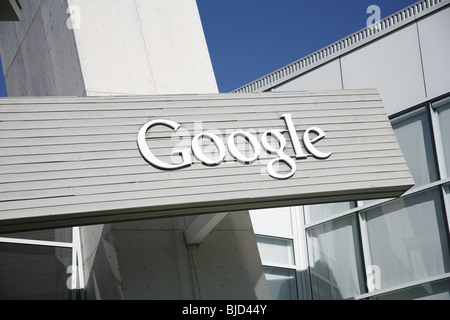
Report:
289,98,450,300
0,226,85,300
354,272,450,300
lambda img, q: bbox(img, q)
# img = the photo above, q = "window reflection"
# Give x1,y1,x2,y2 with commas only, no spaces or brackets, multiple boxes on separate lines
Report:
306,215,365,300
434,101,450,178
304,202,355,225
263,266,298,300
391,108,438,187
363,188,450,290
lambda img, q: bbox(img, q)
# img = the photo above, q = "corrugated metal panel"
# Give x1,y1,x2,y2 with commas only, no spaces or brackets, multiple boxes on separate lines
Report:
0,243,71,300
0,90,414,232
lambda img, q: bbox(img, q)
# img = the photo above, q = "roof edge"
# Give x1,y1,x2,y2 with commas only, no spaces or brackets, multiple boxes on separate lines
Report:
233,0,450,93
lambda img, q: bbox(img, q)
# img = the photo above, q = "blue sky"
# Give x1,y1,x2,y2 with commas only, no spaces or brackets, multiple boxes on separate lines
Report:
0,0,419,96
196,0,420,92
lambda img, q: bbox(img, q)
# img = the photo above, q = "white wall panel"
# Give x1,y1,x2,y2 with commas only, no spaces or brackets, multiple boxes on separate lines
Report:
274,60,342,92
418,6,450,100
341,24,426,115
134,0,218,94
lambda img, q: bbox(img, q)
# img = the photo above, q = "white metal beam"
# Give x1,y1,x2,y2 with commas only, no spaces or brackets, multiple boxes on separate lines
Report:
184,212,228,245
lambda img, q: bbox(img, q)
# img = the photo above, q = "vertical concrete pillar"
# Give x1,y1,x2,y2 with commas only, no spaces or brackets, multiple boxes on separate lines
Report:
0,0,269,299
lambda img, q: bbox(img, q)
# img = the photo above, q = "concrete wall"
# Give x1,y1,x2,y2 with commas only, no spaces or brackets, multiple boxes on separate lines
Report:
0,0,269,299
67,0,218,96
0,0,85,97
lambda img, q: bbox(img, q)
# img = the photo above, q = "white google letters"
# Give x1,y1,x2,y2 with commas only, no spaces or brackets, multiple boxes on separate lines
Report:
137,114,331,180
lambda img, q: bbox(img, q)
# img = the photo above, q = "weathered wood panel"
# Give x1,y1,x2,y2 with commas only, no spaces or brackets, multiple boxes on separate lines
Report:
0,90,414,232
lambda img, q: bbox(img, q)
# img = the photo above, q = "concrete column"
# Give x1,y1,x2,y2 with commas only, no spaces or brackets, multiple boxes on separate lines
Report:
0,0,269,299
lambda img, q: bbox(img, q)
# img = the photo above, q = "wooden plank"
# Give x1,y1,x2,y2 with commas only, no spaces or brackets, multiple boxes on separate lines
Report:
0,129,400,163
0,162,410,202
0,90,414,232
0,99,385,114
0,148,407,184
0,89,382,109
0,167,413,211
0,177,412,224
0,132,398,159
0,143,402,178
0,155,409,193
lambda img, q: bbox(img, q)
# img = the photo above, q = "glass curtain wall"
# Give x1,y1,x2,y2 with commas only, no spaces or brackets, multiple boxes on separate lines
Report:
255,95,450,300
0,227,84,300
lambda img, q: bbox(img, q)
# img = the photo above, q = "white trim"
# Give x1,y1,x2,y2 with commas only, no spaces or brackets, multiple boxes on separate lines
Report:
304,177,450,229
432,96,450,109
71,236,78,299
353,272,450,300
291,206,312,300
0,237,73,248
357,210,374,292
184,212,228,245
389,106,427,126
73,226,86,298
442,184,450,241
430,101,449,179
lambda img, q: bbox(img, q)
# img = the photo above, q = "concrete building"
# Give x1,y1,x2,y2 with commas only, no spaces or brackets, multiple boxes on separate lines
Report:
0,0,448,301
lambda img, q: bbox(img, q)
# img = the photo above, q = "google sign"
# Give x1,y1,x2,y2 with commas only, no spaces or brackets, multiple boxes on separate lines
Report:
137,114,331,180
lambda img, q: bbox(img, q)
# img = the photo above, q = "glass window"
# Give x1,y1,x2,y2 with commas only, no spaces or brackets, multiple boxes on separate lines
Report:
306,215,366,300
304,202,355,225
263,266,298,300
370,278,450,300
0,243,73,299
358,198,390,207
363,188,450,291
256,235,295,266
0,228,72,242
433,101,450,178
391,108,438,187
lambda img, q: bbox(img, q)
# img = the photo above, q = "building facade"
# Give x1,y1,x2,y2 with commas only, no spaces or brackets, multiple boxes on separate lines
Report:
240,0,450,300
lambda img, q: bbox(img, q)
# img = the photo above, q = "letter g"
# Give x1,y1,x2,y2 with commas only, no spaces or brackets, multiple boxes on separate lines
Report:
137,119,192,170
261,129,296,180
